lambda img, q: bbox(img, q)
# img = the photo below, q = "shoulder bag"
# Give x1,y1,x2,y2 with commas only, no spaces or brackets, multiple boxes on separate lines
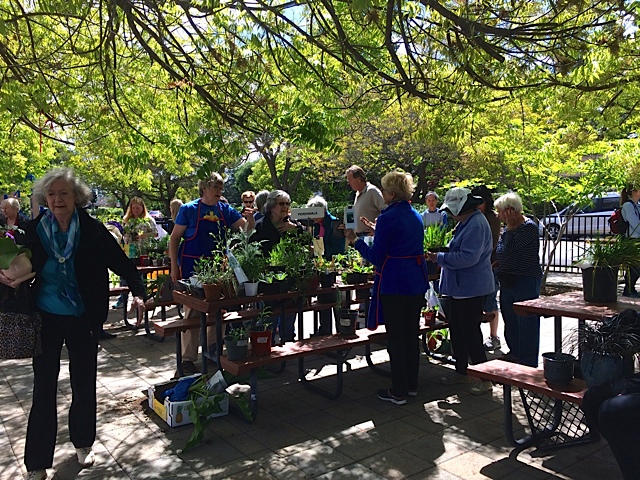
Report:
0,282,42,359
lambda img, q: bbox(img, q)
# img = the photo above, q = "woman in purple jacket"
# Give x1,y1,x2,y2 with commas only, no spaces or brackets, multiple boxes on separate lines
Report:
346,171,428,405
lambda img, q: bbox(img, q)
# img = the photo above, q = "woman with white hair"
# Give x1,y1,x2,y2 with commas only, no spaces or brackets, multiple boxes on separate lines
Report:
306,195,345,261
306,195,345,335
494,191,542,367
8,168,147,480
426,186,494,395
250,190,304,342
1,196,29,243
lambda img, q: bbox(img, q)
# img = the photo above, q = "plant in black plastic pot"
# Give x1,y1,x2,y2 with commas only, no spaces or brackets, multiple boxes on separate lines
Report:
570,309,640,388
575,236,640,303
224,325,249,361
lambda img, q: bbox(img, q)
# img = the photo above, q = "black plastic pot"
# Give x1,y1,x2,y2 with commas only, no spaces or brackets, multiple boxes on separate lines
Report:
542,352,575,386
338,309,358,336
582,266,618,303
581,351,625,388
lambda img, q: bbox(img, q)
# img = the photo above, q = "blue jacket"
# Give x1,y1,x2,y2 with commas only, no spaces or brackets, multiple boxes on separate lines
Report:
355,201,428,296
437,209,494,297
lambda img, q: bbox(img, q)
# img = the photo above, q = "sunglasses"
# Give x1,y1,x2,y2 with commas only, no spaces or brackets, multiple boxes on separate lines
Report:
243,200,254,204
277,201,291,207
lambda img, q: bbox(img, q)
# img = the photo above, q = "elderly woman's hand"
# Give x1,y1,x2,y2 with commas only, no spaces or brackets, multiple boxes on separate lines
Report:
426,252,438,262
277,220,298,233
345,228,357,244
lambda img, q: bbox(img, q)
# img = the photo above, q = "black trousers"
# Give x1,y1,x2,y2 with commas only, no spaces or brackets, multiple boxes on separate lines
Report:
624,266,640,294
380,294,424,397
582,375,640,480
24,311,98,471
448,296,487,375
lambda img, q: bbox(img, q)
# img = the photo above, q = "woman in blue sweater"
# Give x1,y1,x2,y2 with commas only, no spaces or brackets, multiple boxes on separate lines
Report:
427,187,494,395
346,171,428,405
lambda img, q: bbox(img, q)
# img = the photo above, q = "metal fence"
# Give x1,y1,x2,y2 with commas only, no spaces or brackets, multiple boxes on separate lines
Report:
540,214,611,273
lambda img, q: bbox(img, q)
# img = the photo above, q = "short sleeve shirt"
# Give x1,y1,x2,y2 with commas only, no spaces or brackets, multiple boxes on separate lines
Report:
176,199,242,239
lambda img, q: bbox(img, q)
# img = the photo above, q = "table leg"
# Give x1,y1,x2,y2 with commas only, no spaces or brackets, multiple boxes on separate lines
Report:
200,311,208,374
554,315,562,352
175,331,184,378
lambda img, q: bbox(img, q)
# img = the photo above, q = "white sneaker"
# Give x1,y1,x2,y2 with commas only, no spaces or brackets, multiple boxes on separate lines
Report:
25,471,47,480
76,447,95,467
483,336,501,351
439,372,471,385
469,380,493,395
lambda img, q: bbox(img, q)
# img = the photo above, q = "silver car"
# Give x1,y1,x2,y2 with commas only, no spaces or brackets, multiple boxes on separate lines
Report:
541,192,620,239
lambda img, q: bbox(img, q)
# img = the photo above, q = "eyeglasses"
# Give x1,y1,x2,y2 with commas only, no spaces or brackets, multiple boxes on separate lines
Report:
243,200,254,205
277,201,291,207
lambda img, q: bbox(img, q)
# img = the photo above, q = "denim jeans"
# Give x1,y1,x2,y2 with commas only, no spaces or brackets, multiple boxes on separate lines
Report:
499,275,541,367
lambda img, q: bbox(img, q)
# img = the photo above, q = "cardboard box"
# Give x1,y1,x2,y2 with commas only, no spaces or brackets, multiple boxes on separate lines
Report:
147,376,229,427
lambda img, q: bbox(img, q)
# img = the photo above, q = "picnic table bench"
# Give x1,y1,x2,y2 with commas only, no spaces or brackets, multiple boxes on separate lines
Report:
467,359,597,450
220,318,449,421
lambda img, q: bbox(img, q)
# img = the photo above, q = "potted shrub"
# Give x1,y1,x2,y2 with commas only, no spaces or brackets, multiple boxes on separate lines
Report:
193,254,232,302
0,231,33,287
249,307,273,356
423,224,452,276
224,325,249,361
427,328,452,354
230,231,266,297
575,236,640,303
571,309,640,388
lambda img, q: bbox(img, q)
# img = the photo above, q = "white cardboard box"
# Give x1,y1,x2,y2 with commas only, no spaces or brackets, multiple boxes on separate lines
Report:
147,376,229,427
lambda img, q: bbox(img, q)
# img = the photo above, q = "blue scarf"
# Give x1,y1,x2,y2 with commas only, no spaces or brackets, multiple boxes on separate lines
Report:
37,209,81,307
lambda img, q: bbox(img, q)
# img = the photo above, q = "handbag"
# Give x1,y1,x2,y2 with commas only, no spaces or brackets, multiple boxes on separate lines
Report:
0,282,42,359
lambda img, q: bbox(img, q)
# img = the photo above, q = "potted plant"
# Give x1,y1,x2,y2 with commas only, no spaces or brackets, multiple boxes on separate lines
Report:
193,254,232,302
338,307,358,336
571,309,640,388
423,224,452,276
575,236,640,303
230,231,266,297
427,328,452,354
0,230,33,287
224,325,249,361
249,306,273,356
421,306,437,327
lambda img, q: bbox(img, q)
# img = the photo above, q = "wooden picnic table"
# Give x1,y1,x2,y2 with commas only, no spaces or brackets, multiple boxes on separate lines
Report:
513,291,640,352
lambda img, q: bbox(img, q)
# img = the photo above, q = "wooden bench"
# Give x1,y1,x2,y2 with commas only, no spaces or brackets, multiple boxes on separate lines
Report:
219,320,450,421
220,328,377,420
467,360,597,450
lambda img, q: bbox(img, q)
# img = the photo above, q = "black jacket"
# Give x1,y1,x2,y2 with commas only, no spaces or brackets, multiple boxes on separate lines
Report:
25,208,146,335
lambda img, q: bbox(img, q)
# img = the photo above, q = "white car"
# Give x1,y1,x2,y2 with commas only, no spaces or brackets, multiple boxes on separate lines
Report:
541,192,620,239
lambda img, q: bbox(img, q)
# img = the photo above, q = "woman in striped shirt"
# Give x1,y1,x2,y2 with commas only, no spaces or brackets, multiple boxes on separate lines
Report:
494,192,543,367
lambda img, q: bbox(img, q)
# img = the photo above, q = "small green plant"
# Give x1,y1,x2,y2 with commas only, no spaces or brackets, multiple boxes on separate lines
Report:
250,306,273,331
227,325,249,341
194,253,233,284
272,272,287,281
423,223,453,251
230,230,266,282
184,374,226,452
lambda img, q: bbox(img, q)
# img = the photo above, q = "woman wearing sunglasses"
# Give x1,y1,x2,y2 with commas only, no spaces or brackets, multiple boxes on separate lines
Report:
250,190,304,342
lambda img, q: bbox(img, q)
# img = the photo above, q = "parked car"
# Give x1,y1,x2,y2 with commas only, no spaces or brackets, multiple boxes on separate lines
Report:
541,192,620,239
148,210,163,219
